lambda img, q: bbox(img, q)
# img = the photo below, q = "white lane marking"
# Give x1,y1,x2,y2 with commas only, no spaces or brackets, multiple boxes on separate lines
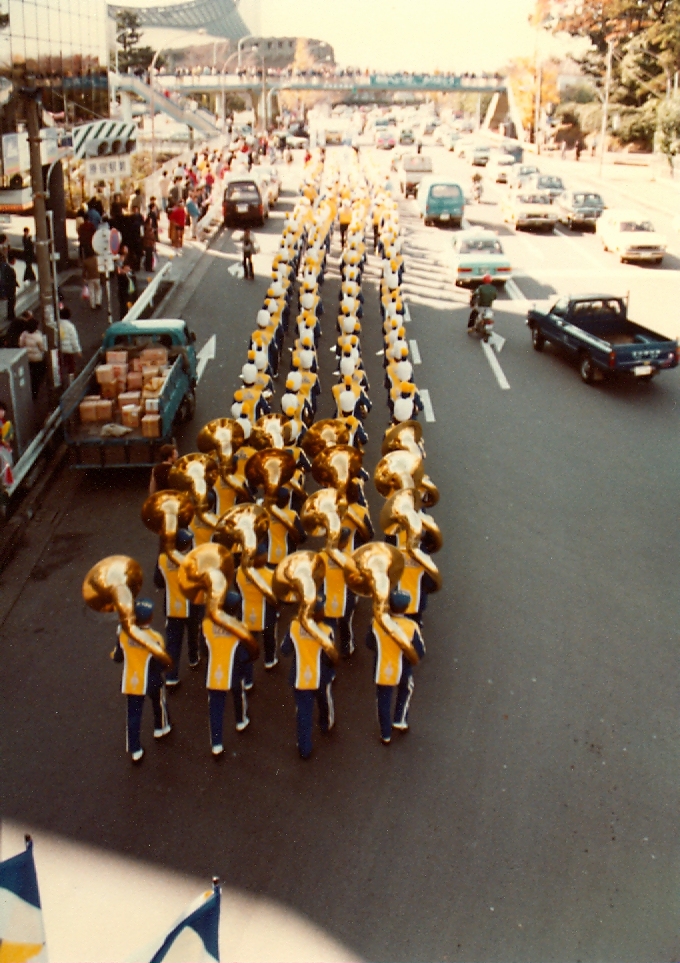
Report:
404,301,412,322
481,339,511,390
505,278,525,301
196,334,216,383
488,331,506,353
420,388,436,422
410,339,422,364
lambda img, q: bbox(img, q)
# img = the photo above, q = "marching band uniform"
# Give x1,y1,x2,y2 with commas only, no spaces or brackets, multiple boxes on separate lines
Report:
236,563,278,668
111,598,170,762
280,614,336,759
318,548,356,657
365,591,425,744
153,528,202,685
204,591,252,756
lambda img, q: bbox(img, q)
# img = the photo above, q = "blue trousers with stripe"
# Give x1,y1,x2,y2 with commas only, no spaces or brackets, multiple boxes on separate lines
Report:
126,685,168,755
165,606,203,682
294,683,334,759
208,683,247,749
376,671,415,741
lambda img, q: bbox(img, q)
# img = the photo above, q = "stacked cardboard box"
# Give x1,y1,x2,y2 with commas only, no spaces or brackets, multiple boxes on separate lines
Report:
79,346,170,433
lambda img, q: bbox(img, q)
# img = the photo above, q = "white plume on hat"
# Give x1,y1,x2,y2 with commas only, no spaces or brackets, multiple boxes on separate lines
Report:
395,360,413,382
231,402,243,419
237,415,252,438
299,349,315,369
393,397,414,422
339,390,355,413
340,355,356,376
241,363,257,384
281,392,299,416
257,309,270,327
301,292,315,310
286,371,302,391
254,349,268,371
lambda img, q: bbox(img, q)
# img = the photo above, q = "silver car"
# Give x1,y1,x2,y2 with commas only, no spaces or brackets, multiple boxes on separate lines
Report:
554,189,605,231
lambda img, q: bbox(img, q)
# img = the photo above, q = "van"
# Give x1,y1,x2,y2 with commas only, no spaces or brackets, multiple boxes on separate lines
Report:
222,175,268,228
416,177,465,227
398,154,434,198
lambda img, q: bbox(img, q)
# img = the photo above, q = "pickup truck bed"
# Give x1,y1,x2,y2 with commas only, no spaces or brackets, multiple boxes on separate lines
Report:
528,295,679,384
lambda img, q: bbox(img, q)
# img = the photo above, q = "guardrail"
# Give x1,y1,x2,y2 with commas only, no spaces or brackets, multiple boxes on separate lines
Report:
4,262,175,499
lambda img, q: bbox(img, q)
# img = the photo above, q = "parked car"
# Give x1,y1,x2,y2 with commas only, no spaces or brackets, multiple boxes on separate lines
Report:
448,228,512,287
502,191,557,231
399,128,416,146
416,176,465,227
596,209,666,264
223,176,268,227
523,173,566,202
486,151,516,183
554,189,605,230
507,164,540,190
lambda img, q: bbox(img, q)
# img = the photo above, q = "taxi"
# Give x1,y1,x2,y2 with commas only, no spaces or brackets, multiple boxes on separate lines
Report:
502,190,557,232
448,229,512,287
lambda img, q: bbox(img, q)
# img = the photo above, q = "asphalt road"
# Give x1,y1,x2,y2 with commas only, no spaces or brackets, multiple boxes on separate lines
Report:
1,148,679,963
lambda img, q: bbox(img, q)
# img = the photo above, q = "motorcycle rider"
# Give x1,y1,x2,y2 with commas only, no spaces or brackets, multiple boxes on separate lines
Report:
471,170,483,202
468,274,497,329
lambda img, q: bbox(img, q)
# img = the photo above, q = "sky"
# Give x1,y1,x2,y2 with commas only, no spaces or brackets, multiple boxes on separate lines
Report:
126,0,584,73
250,0,546,73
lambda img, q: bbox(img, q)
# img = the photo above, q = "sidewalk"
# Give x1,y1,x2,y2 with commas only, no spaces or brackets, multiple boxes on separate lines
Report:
525,149,680,221
0,199,223,527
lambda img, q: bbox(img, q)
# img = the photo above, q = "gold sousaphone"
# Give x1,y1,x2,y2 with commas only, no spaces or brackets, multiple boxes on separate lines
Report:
177,543,259,658
82,555,172,665
141,490,195,565
273,550,338,662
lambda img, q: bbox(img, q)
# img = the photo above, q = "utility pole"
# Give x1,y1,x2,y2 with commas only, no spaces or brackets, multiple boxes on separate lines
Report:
22,76,60,393
599,38,614,178
534,61,542,154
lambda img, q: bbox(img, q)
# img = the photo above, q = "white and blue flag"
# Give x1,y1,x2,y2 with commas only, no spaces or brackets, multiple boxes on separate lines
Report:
0,836,48,962
131,881,220,963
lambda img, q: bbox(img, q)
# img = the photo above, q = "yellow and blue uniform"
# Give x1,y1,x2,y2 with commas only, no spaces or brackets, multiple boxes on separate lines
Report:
112,627,169,756
266,507,305,567
280,618,336,759
236,564,278,665
341,502,374,552
204,614,251,749
366,616,425,741
319,549,356,657
154,552,203,682
391,551,438,625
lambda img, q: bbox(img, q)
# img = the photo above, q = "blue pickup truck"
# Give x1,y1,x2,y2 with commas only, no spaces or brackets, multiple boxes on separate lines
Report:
527,294,679,384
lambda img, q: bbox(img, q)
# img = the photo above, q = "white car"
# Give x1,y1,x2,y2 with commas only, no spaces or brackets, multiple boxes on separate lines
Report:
596,209,666,264
448,229,512,287
486,151,517,183
502,191,557,232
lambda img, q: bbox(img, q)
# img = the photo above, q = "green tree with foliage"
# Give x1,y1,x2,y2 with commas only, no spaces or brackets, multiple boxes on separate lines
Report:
656,95,680,172
115,10,158,72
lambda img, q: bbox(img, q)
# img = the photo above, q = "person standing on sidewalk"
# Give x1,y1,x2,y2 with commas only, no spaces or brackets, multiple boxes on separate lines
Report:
22,228,36,282
58,306,82,382
142,214,156,272
158,170,170,213
19,317,47,399
168,199,186,250
186,193,200,240
3,255,19,321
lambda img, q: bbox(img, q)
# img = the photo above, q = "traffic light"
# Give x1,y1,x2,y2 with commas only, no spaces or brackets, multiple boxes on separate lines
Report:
85,133,137,157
